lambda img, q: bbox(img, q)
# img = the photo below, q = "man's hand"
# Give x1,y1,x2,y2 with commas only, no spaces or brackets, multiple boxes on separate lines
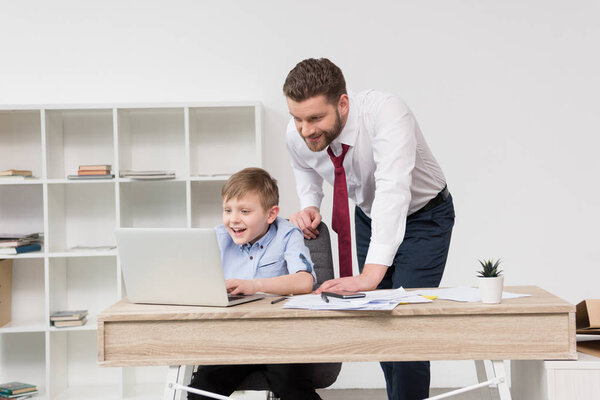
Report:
226,279,261,295
314,263,388,294
289,206,322,239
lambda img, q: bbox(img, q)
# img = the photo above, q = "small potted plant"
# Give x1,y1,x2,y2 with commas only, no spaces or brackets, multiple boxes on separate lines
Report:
477,258,504,304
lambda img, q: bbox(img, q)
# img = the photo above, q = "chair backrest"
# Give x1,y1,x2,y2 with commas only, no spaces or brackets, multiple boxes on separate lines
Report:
304,222,334,289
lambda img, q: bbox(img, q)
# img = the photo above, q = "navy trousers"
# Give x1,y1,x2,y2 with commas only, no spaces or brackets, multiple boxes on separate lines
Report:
355,194,455,400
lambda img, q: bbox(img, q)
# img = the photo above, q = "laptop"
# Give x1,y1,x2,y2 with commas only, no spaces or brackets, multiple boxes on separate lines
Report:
115,228,266,307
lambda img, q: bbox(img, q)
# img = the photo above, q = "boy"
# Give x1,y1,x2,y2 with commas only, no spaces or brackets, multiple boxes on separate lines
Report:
188,167,322,400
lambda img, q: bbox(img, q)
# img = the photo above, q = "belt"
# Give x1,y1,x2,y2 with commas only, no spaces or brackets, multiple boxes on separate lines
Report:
410,186,450,217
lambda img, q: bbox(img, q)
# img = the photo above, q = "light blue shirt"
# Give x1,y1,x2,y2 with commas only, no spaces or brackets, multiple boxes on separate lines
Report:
215,217,317,283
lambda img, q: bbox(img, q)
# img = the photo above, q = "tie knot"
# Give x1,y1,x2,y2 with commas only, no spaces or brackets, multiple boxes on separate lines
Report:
327,144,350,168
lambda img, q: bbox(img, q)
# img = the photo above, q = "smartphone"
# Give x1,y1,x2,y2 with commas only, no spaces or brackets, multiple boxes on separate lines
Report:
322,290,366,299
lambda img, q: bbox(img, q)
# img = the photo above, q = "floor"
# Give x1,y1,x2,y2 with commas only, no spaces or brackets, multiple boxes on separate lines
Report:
236,388,500,399
316,388,500,399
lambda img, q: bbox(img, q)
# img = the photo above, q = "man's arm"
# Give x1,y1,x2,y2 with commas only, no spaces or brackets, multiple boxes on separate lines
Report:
226,271,314,295
286,125,325,239
314,263,387,294
318,95,419,291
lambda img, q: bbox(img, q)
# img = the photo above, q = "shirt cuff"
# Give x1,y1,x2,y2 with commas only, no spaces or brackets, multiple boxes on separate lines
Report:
300,196,322,211
365,244,397,267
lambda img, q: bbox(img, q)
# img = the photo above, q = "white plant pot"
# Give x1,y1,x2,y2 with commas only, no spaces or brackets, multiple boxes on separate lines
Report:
478,275,504,304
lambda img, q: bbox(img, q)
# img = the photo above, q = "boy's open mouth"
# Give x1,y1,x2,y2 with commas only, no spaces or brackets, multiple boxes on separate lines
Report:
231,227,246,233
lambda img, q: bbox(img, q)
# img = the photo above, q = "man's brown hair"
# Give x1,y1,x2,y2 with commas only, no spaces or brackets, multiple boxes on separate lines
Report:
221,167,279,210
283,58,347,104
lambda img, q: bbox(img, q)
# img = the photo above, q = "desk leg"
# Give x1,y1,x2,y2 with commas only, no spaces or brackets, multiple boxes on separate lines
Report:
425,360,512,400
491,360,512,400
163,365,238,400
475,360,493,400
163,366,183,400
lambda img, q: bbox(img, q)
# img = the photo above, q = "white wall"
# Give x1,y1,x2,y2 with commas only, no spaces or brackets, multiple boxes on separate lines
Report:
2,0,599,389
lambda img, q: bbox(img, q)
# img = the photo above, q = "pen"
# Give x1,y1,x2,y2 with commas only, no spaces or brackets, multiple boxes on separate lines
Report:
321,293,329,303
271,296,289,304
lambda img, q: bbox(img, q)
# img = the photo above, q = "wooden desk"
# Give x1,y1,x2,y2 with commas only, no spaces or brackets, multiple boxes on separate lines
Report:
97,286,575,400
98,286,575,367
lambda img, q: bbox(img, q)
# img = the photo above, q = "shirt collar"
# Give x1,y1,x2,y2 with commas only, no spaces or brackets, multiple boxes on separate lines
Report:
329,93,358,156
238,220,277,251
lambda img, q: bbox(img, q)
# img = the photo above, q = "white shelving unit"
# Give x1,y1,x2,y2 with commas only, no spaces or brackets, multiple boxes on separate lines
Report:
0,102,262,399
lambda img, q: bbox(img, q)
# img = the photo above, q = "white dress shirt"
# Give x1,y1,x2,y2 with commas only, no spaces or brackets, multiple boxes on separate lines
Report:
286,90,447,267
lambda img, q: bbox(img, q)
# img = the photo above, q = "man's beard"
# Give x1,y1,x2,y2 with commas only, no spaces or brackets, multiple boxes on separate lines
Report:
303,110,343,152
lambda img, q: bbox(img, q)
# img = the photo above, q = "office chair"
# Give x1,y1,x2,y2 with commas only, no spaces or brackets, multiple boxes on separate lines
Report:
235,221,342,399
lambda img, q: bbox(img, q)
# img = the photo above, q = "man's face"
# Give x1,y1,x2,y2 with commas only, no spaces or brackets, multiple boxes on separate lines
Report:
287,95,347,152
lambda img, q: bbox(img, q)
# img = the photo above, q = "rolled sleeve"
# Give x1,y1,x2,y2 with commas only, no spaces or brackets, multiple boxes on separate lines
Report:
283,228,317,283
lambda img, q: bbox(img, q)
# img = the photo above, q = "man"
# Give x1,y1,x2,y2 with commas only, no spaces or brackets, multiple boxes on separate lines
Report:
283,58,455,400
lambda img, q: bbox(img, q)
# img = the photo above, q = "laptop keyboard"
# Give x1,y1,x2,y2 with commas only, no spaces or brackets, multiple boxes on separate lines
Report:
228,295,246,301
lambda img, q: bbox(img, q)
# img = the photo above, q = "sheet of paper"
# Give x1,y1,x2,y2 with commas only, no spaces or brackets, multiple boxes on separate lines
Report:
412,287,530,302
282,287,432,310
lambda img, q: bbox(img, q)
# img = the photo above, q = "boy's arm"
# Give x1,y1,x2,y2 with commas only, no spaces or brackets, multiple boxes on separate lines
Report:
226,271,314,295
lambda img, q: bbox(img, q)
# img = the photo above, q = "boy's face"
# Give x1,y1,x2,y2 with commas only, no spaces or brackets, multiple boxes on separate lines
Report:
222,192,279,245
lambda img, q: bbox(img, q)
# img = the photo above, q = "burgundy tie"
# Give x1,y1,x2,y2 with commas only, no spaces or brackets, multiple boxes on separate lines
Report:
327,144,353,278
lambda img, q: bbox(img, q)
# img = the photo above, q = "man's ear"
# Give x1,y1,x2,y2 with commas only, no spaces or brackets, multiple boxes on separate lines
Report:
267,206,279,224
337,94,349,116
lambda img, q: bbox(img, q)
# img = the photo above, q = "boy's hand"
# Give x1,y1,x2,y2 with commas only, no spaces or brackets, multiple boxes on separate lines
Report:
289,206,321,239
226,279,261,295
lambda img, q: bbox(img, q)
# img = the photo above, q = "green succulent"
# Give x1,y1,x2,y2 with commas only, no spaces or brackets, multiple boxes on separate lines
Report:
477,258,503,277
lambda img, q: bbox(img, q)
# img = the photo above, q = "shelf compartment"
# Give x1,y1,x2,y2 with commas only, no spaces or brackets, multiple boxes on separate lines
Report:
189,106,258,176
0,331,46,396
0,258,46,331
122,367,168,399
45,109,114,180
0,110,43,179
49,330,120,399
117,108,185,177
47,183,116,253
190,181,224,228
0,184,44,239
119,181,186,228
48,256,118,328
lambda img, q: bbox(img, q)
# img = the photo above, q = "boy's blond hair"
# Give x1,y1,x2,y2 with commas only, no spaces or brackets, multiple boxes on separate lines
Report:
221,168,279,210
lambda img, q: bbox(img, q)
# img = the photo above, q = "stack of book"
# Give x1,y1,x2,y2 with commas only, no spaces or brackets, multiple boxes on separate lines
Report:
68,164,114,180
50,309,88,328
0,382,38,399
0,169,33,182
120,170,176,180
0,233,43,255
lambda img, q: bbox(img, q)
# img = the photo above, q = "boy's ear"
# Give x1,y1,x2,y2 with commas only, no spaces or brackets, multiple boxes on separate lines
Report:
267,205,279,224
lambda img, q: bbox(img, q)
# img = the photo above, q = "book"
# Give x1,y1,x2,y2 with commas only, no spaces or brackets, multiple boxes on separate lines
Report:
0,390,38,399
67,174,114,180
0,170,32,177
79,164,111,171
119,170,176,180
0,244,42,255
0,176,36,182
0,240,31,248
68,245,116,252
50,309,88,321
0,233,40,240
0,382,37,395
77,170,112,176
53,317,87,327
120,170,176,176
